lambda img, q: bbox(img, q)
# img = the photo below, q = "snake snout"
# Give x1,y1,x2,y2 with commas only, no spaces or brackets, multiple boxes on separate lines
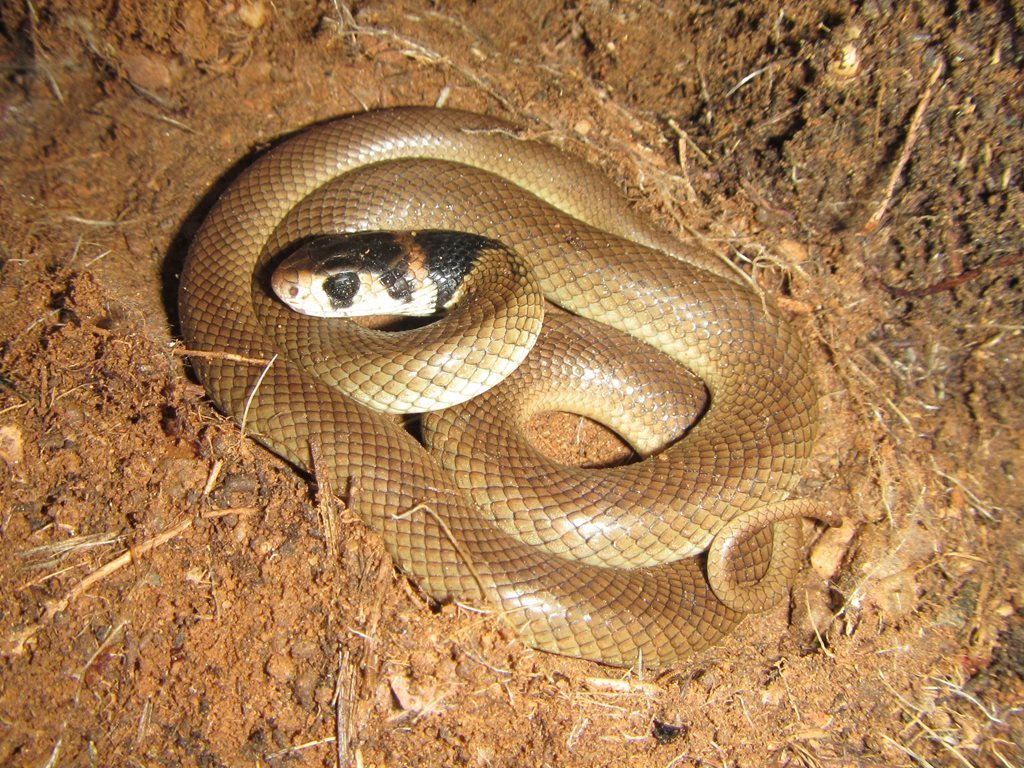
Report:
269,264,317,313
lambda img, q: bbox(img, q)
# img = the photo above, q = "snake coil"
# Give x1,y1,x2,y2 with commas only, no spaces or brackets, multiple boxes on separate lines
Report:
179,107,833,668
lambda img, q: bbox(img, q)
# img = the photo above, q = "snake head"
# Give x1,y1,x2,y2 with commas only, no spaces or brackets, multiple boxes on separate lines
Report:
271,230,500,319
271,232,434,317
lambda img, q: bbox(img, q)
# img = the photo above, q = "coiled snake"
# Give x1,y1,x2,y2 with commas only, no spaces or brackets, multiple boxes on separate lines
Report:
179,107,833,668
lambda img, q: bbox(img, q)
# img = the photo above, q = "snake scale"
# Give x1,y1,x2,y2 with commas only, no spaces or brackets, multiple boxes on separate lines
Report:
179,107,832,668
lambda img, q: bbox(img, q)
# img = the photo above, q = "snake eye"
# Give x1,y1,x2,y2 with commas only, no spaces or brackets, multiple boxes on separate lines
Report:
322,272,360,308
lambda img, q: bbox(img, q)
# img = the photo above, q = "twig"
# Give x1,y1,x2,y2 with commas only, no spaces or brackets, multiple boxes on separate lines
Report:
173,346,276,367
265,737,338,761
202,459,224,496
200,506,259,519
336,649,351,767
805,590,836,660
391,503,487,599
724,63,775,99
73,619,128,697
862,60,944,234
2,517,194,656
309,437,339,560
882,253,1023,299
25,0,64,103
239,353,277,442
583,676,661,696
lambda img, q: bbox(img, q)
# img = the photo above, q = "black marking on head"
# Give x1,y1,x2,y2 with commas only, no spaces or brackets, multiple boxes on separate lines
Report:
286,233,415,309
307,232,406,274
412,231,505,309
317,233,413,306
379,267,414,303
322,271,360,308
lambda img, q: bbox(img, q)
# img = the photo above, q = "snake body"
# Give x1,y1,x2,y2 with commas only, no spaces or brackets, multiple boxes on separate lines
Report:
179,107,829,668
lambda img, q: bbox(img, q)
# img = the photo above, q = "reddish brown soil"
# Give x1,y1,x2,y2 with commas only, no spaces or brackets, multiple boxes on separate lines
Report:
1,2,1022,766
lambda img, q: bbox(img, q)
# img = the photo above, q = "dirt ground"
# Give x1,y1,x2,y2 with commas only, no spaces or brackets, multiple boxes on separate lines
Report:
1,1,1022,766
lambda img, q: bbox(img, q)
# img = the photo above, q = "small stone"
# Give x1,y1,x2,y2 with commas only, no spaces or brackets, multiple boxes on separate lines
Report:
231,517,252,544
236,59,272,89
265,653,294,683
290,638,319,660
774,239,808,267
652,719,688,744
794,582,835,645
867,569,919,619
237,1,269,29
123,53,174,91
830,43,861,78
14,501,49,532
292,668,319,708
389,674,415,711
314,685,333,708
0,425,24,465
810,519,858,579
158,458,206,500
221,472,258,497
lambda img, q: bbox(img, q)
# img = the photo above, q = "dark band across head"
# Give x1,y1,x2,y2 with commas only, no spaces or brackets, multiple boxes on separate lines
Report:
322,270,360,307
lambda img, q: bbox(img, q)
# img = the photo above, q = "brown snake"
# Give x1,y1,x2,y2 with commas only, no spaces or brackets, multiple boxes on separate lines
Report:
179,107,834,668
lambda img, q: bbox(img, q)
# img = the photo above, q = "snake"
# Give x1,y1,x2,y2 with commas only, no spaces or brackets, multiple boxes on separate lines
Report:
179,107,833,668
